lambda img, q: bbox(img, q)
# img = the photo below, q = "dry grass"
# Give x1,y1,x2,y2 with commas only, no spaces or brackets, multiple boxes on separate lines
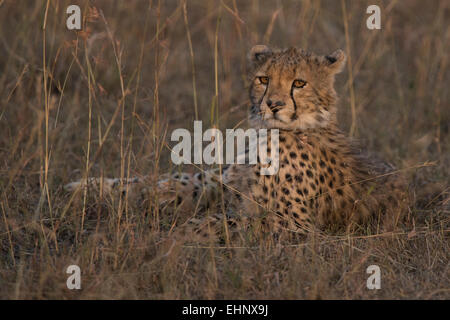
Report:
0,0,449,299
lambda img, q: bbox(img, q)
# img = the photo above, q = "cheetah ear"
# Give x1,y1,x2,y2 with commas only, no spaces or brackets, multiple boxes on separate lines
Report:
325,49,346,74
249,45,272,64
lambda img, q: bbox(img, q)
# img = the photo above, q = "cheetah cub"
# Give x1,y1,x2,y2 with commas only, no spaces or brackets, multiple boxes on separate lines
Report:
66,46,409,236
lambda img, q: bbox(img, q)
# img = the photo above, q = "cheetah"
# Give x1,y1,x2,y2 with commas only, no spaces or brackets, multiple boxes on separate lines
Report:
65,45,410,238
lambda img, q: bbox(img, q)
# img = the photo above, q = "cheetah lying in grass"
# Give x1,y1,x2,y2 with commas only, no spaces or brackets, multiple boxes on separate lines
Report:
65,45,411,239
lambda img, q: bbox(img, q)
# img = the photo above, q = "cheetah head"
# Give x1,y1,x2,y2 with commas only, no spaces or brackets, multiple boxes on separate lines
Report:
248,45,346,131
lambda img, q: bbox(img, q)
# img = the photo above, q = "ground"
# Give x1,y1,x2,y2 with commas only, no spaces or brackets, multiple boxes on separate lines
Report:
0,0,448,299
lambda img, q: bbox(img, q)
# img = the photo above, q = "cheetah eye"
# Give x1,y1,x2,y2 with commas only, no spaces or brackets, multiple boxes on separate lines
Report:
258,76,269,85
293,79,307,88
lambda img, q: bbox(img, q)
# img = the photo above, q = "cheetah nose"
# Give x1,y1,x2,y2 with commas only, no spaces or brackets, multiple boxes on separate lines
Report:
267,99,285,113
